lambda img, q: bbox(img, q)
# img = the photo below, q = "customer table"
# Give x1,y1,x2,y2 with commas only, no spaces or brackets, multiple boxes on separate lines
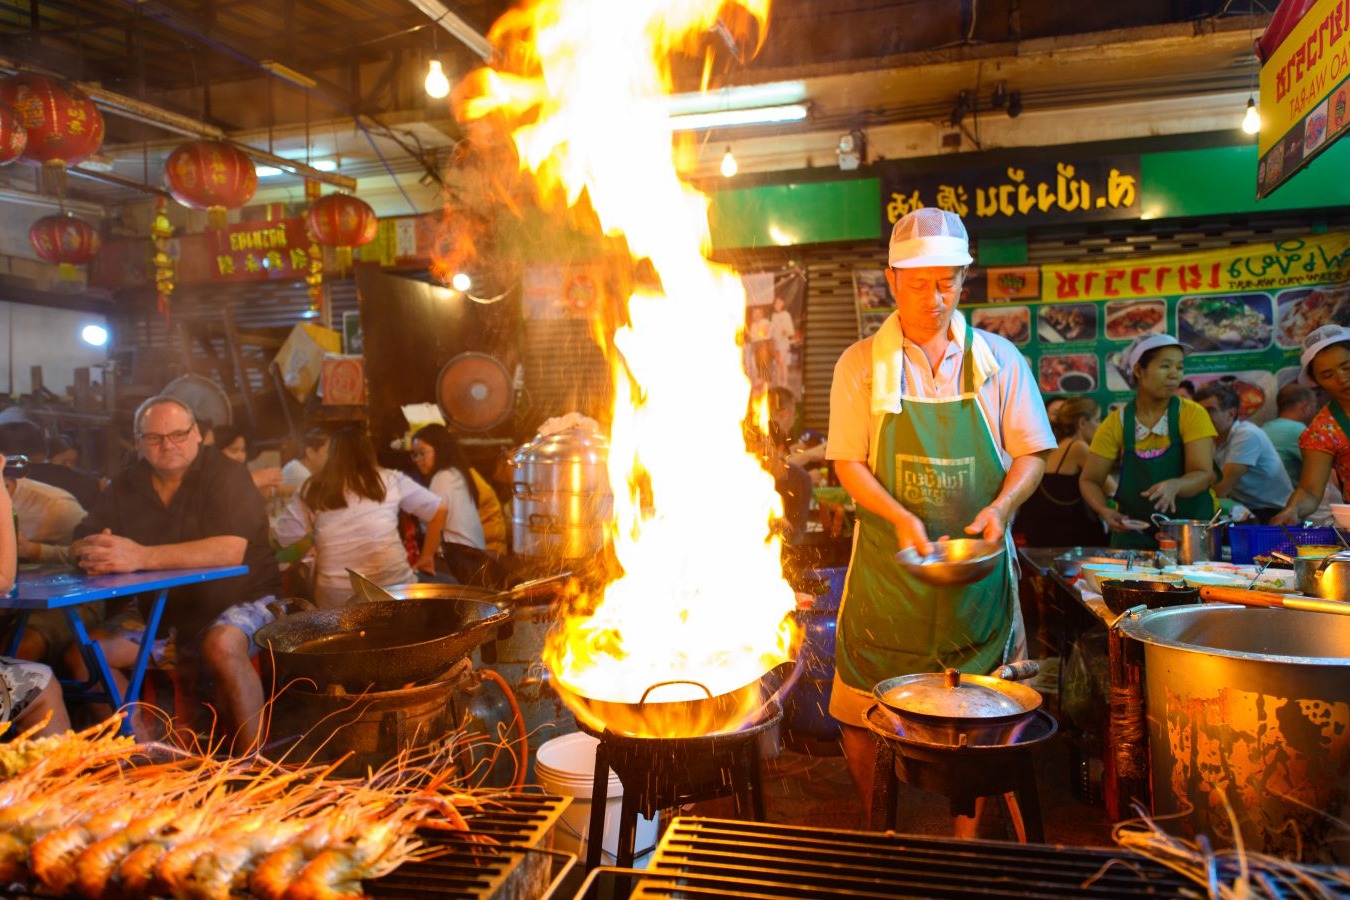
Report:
0,565,248,736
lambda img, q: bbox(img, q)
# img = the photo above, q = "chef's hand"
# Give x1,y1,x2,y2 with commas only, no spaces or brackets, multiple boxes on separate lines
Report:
72,529,146,575
414,553,437,576
1142,479,1182,513
965,501,1010,543
1100,508,1141,533
1270,506,1299,526
892,511,934,557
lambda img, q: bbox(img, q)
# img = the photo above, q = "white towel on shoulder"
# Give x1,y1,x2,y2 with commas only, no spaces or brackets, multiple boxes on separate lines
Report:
870,309,1001,415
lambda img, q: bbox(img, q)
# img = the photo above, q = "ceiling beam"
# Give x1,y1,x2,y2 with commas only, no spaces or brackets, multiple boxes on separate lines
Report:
403,0,494,61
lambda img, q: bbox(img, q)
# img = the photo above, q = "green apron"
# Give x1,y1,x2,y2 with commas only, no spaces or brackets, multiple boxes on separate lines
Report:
836,327,1016,692
1111,396,1215,549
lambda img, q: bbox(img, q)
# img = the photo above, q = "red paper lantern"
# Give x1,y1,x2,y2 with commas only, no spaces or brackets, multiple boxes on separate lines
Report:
0,103,27,166
28,213,100,280
307,193,378,270
0,75,104,195
164,140,257,229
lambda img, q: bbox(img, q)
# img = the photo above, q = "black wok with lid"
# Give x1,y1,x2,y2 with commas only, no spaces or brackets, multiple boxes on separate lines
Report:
872,661,1042,747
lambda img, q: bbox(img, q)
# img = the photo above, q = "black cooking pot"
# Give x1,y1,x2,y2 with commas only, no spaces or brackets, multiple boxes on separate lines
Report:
254,584,509,690
1101,579,1198,616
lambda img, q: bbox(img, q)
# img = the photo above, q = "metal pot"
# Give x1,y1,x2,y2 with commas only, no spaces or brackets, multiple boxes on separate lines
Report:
511,428,613,560
255,584,509,690
871,664,1042,746
1282,551,1350,601
1150,513,1224,564
1118,604,1350,863
552,659,798,739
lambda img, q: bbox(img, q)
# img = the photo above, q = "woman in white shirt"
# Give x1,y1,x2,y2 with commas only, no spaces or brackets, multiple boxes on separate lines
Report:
275,427,445,608
410,424,505,588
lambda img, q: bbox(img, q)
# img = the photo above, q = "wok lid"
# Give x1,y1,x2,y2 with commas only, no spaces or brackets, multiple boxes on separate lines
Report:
874,668,1040,719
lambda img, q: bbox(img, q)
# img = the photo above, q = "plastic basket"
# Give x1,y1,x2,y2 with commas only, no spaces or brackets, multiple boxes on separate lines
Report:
1228,525,1340,564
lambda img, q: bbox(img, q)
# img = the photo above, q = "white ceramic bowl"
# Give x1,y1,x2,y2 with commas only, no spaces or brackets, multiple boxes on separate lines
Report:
1078,563,1126,593
1331,503,1350,530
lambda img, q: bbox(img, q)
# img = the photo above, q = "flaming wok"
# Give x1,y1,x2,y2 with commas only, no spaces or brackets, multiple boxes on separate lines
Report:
553,659,799,739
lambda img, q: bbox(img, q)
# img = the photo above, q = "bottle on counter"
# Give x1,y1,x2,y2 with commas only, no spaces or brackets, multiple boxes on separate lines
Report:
1156,537,1177,569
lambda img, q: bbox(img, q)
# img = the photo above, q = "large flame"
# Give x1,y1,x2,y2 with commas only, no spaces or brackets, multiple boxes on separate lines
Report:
458,0,794,737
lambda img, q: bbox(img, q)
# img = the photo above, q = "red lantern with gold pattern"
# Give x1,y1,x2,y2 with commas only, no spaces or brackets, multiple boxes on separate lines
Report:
0,75,104,194
28,213,100,281
0,103,27,166
164,140,257,229
307,192,378,270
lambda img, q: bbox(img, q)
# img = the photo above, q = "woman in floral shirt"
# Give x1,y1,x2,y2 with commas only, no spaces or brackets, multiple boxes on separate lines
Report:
1274,324,1350,524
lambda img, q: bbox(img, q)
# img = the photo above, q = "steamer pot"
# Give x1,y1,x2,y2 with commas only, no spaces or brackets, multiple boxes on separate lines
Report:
511,428,613,560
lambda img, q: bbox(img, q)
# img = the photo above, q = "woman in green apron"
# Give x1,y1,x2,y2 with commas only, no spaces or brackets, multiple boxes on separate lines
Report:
825,208,1057,832
1274,324,1350,524
1080,334,1216,550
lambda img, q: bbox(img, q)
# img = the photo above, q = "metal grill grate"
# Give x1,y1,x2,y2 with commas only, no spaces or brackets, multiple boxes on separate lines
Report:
626,817,1195,899
369,793,573,899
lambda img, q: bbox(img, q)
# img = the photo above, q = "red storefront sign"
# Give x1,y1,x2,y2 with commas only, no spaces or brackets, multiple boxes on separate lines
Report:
210,218,315,282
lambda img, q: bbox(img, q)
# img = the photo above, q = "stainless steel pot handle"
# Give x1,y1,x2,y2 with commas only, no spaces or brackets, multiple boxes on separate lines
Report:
1150,513,1172,528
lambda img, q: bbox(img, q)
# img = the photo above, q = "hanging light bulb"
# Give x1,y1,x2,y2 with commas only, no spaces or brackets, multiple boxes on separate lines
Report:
451,272,472,292
720,146,738,178
1242,97,1261,135
425,60,450,99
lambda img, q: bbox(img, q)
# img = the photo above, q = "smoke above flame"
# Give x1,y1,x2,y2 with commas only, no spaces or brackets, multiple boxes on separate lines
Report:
456,0,795,737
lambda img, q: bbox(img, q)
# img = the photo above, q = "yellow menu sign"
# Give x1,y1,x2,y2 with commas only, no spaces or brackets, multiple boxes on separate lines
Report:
1257,0,1350,196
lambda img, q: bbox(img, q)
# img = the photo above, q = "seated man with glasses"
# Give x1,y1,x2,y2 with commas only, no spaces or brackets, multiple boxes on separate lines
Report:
67,396,282,751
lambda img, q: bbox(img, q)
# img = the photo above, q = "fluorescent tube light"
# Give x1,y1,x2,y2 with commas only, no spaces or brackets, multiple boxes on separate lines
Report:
666,81,807,116
670,103,809,131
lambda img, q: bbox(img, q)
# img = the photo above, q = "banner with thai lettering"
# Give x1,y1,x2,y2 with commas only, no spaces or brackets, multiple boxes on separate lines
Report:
1257,0,1350,197
209,218,315,281
978,233,1350,423
881,157,1141,231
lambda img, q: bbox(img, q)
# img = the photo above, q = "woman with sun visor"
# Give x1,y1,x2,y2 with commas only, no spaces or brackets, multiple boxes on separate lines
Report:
1079,333,1216,549
1274,324,1350,525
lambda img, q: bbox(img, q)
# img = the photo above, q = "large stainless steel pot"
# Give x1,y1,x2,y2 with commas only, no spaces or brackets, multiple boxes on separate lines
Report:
1118,604,1350,863
511,428,613,560
1150,513,1223,564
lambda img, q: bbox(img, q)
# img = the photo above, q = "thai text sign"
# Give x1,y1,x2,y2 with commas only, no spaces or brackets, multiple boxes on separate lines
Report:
881,157,1140,230
1036,233,1350,302
210,218,315,281
1258,0,1350,197
976,232,1350,424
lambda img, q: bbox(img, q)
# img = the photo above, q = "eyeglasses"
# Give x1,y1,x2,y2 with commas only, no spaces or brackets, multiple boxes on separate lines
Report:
139,427,195,447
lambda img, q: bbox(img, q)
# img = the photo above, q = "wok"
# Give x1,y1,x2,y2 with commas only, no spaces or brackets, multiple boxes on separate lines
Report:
553,659,799,739
255,584,509,690
872,661,1042,747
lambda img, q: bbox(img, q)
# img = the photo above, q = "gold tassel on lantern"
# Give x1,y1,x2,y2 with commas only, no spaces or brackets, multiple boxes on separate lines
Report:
57,262,77,281
207,205,229,230
39,160,68,199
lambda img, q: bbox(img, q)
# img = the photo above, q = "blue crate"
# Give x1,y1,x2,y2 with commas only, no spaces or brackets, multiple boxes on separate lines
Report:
1228,525,1340,564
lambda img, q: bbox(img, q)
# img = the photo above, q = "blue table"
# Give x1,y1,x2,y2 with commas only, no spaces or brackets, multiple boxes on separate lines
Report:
1,565,248,736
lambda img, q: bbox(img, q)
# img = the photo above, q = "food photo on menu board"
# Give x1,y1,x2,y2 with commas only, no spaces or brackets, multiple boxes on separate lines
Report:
1039,353,1099,393
1187,370,1277,422
1276,284,1350,347
1104,299,1166,340
1037,302,1097,343
1177,293,1273,352
970,305,1031,345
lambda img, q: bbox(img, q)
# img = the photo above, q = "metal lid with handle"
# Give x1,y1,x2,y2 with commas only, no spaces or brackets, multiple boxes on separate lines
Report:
874,666,1041,719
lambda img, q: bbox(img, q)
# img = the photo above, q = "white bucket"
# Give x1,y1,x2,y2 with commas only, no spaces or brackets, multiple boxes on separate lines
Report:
535,732,659,866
